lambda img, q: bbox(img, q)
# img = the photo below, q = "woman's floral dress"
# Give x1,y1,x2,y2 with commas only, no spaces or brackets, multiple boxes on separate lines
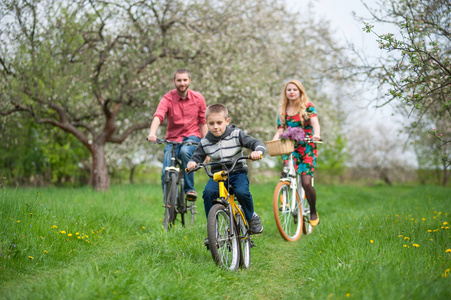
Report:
277,102,318,176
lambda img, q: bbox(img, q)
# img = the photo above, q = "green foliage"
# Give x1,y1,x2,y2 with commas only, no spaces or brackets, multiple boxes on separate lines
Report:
1,0,351,189
1,183,450,299
318,133,348,176
361,0,450,181
0,114,90,186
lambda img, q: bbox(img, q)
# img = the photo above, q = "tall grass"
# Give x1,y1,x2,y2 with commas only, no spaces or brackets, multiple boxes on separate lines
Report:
1,183,450,299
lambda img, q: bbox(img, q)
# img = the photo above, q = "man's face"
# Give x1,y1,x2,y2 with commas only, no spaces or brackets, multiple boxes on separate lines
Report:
174,72,191,95
207,112,230,137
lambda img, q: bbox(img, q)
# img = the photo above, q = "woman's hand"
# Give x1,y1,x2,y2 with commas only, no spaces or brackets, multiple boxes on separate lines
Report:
273,128,284,140
312,135,321,142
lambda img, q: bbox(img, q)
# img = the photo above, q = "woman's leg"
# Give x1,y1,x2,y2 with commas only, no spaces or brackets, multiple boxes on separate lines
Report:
301,174,317,220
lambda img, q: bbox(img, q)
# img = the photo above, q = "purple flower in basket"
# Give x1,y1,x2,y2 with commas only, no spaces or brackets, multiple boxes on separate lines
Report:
280,127,305,142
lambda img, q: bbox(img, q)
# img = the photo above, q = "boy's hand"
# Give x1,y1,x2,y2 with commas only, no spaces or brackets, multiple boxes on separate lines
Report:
250,151,263,161
187,161,197,171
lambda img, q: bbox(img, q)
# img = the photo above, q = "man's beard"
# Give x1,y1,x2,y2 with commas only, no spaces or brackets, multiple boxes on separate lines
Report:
176,84,189,94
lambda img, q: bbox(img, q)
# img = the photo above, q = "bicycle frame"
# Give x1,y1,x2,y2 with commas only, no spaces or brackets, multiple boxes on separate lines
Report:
213,171,248,228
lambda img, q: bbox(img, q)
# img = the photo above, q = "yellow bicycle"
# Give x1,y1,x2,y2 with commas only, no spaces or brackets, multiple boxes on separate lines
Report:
188,155,258,271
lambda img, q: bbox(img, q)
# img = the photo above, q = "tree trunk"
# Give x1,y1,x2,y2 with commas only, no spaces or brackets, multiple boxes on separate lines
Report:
90,144,110,191
129,165,136,185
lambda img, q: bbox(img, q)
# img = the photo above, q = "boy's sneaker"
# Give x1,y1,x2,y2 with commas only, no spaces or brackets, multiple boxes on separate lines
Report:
249,215,263,234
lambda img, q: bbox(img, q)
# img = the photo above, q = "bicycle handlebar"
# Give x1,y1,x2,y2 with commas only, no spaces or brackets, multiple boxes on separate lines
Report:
304,137,323,144
186,155,262,177
145,137,199,146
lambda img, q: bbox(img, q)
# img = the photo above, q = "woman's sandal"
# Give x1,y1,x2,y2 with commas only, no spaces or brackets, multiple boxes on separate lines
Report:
309,212,320,227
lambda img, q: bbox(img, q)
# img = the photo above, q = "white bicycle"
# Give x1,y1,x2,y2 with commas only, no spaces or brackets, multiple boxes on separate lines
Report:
272,138,320,241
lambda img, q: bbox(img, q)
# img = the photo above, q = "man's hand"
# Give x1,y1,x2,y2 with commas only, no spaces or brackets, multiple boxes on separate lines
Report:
187,161,197,171
147,134,157,142
205,156,211,163
250,151,263,160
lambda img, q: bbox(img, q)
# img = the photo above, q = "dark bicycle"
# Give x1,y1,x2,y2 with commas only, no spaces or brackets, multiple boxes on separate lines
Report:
149,138,199,231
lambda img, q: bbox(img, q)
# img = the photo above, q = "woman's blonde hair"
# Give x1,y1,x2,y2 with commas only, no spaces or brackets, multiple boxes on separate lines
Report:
278,79,310,128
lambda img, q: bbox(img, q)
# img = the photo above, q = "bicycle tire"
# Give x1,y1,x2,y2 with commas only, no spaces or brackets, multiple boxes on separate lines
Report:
237,213,251,269
163,173,177,230
273,181,303,241
178,177,186,227
207,204,240,271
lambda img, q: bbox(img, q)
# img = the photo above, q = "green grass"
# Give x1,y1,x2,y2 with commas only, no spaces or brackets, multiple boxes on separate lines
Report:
1,182,450,299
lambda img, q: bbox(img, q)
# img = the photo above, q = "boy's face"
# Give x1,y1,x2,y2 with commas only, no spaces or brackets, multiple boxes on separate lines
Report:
207,112,230,137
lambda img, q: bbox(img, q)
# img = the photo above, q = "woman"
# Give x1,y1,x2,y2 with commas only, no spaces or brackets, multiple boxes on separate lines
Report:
272,80,321,226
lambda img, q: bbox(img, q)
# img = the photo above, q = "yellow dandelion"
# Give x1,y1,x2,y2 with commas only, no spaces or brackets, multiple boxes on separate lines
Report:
395,214,399,217
403,245,408,247
29,256,34,259
443,222,448,225
60,230,66,234
78,236,81,239
427,230,432,233
184,236,187,239
102,227,105,230
370,240,374,244
398,235,403,237
86,240,90,243
81,236,84,239
346,293,351,297
438,212,442,214
17,220,20,223
412,244,420,248
76,232,79,235
44,250,48,254
442,226,445,229
445,249,451,253
85,235,89,238
40,236,44,239
446,227,450,229
68,233,73,237
422,218,425,221
51,225,58,229
434,229,439,232
404,237,410,240
411,218,414,221
142,226,145,229
434,216,437,219
29,213,33,215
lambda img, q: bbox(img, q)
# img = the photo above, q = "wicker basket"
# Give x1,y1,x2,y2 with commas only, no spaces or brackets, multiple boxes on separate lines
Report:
265,139,294,157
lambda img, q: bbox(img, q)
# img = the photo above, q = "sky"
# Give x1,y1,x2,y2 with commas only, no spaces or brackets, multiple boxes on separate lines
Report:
284,0,406,133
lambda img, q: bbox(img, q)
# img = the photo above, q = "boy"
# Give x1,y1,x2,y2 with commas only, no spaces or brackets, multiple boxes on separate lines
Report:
187,103,266,234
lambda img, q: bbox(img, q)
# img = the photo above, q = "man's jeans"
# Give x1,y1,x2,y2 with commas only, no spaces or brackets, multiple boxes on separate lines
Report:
161,136,200,193
202,171,254,221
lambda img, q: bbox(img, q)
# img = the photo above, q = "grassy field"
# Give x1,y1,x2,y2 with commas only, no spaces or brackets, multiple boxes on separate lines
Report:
1,181,450,299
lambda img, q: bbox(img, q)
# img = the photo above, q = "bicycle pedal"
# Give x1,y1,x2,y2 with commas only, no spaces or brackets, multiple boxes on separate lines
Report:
249,240,257,248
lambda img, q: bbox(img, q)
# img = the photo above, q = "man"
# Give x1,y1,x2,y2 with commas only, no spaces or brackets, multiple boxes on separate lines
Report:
147,69,207,199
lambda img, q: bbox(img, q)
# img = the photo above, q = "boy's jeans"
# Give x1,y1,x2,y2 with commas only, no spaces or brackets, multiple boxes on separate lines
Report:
202,171,254,221
161,136,201,193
